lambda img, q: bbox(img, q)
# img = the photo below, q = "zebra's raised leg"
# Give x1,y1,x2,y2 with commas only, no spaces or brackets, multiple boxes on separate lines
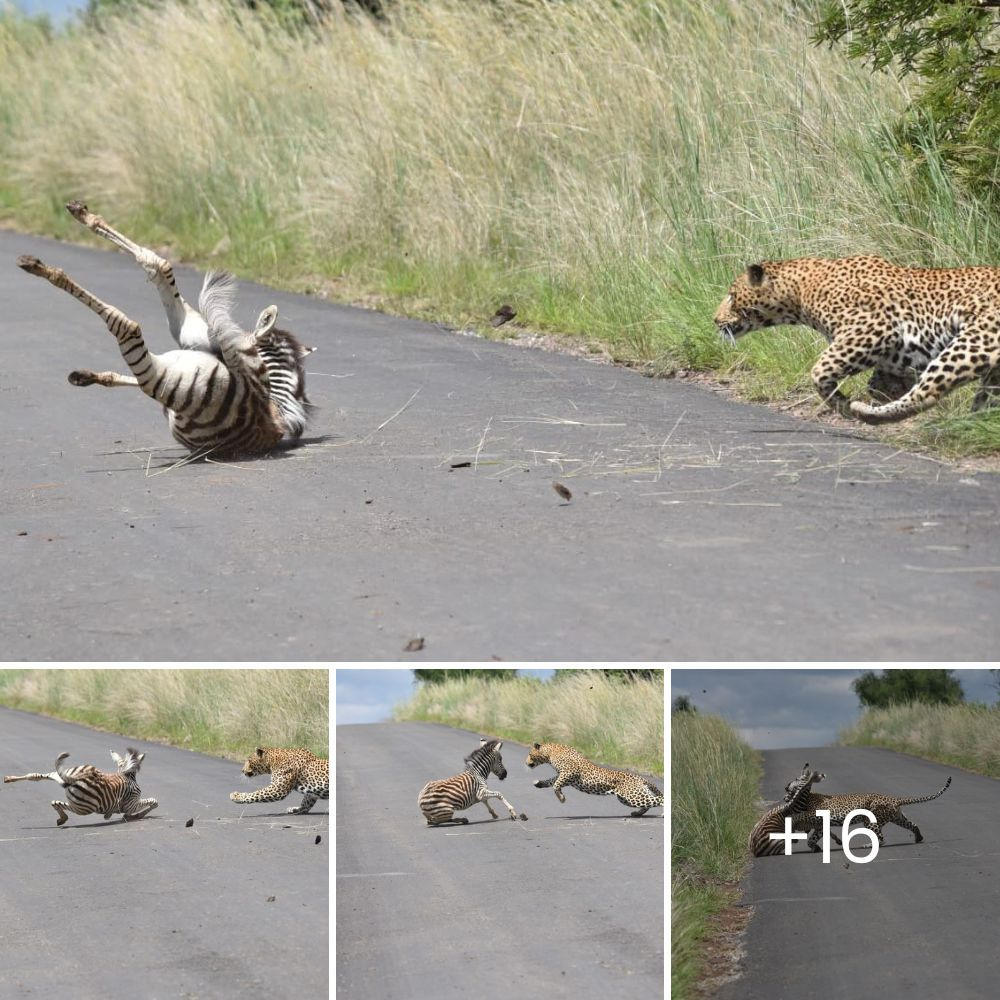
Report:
480,798,500,819
3,770,59,783
68,370,139,389
65,201,208,350
51,800,72,826
17,255,174,406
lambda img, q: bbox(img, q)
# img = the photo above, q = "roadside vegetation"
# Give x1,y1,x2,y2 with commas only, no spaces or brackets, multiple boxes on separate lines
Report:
840,701,1000,779
0,669,329,760
1,0,997,455
672,709,760,1000
393,669,663,775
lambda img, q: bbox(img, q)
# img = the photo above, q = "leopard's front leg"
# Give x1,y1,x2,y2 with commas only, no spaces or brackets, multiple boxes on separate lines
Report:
811,335,884,417
230,772,295,806
288,793,319,815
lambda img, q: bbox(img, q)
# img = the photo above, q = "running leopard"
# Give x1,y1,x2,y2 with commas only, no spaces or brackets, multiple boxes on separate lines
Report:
714,256,1000,423
525,742,662,817
783,773,952,850
229,747,328,815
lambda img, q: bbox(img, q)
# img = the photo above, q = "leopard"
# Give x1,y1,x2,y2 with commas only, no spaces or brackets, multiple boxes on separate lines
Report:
783,773,952,851
229,747,328,815
524,741,663,817
713,256,1000,424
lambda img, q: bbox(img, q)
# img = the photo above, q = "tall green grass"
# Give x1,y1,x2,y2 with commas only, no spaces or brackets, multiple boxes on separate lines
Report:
0,668,329,759
672,711,760,1000
0,0,997,453
393,670,663,774
840,701,1000,777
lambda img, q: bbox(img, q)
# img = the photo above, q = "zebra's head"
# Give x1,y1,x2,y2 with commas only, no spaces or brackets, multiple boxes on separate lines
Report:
782,762,824,805
465,738,507,781
109,748,145,776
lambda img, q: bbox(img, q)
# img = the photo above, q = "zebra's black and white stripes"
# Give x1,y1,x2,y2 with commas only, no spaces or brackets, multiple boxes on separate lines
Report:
17,201,313,457
3,748,158,826
418,739,525,826
748,763,841,857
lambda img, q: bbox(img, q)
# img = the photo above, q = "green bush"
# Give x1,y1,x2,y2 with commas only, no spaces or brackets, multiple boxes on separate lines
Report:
814,0,1000,202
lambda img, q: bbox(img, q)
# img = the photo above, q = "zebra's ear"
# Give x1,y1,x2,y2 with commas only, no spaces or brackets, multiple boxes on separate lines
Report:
110,750,123,767
495,741,503,750
254,305,278,338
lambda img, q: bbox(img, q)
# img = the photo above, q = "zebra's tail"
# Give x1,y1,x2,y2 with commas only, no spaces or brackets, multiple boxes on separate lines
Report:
897,775,951,806
53,752,74,785
199,271,254,367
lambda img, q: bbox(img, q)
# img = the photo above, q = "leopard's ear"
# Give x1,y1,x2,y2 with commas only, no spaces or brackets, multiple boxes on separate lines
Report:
255,747,265,758
746,263,767,287
533,743,541,750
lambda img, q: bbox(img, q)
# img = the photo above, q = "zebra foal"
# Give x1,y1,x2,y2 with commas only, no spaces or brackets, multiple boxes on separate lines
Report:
17,200,314,458
418,739,526,826
3,748,158,826
748,762,842,857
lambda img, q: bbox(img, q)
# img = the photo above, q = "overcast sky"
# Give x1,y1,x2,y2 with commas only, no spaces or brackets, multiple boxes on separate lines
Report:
336,668,555,724
671,668,999,749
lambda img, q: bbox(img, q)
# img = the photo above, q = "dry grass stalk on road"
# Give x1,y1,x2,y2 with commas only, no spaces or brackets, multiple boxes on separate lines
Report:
0,669,328,760
672,710,760,1000
393,670,662,775
0,1,997,455
840,701,1000,778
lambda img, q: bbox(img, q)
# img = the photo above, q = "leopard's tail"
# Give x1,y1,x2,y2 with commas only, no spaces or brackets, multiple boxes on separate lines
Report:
895,776,951,806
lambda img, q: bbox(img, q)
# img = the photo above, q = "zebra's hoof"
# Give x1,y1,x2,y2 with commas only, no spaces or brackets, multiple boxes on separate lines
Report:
68,369,98,386
519,813,528,821
66,200,88,220
16,254,44,275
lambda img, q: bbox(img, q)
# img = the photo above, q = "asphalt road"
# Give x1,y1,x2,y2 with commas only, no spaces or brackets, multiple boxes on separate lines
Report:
336,721,664,1000
718,746,999,1000
3,228,1000,659
0,706,328,1000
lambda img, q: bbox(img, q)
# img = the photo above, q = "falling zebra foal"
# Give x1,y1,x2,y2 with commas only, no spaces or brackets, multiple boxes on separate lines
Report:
3,748,158,826
418,739,526,826
748,762,843,857
17,200,314,457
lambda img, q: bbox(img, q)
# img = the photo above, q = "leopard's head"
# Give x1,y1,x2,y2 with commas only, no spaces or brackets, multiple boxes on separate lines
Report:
525,742,550,769
714,262,802,342
241,747,273,778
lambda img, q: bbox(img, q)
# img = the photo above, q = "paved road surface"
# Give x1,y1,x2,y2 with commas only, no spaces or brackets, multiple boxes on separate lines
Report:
719,746,999,1000
336,722,664,1000
0,707,328,1000
3,228,999,659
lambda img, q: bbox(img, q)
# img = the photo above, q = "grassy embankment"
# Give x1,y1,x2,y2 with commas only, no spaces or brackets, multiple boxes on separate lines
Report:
840,701,1000,778
393,671,662,775
0,669,329,760
1,0,998,456
672,711,760,1000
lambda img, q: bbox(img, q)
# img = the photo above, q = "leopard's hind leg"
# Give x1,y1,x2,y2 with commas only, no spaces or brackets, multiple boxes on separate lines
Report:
853,329,1000,423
